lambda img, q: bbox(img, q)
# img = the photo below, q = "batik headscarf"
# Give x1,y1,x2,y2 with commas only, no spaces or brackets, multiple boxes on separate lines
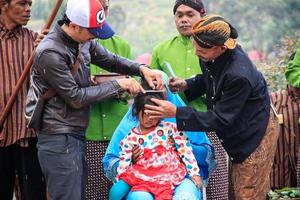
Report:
192,14,238,49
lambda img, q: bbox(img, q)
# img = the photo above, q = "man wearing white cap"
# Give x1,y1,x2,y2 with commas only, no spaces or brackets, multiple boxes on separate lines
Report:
26,0,163,199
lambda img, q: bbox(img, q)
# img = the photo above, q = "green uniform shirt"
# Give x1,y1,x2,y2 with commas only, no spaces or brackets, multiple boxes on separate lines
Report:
86,35,132,141
285,40,300,87
150,35,207,111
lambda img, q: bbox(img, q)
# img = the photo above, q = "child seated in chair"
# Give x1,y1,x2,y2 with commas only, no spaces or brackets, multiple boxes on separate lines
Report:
109,79,202,200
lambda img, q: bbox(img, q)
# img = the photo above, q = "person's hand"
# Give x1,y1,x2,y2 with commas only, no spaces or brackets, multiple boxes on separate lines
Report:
91,75,98,85
168,77,188,93
34,29,49,47
116,78,145,96
140,66,164,90
144,98,176,119
132,145,143,164
191,175,203,189
167,135,175,149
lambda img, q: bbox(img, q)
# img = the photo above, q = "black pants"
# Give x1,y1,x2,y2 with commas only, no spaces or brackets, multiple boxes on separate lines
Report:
0,138,46,200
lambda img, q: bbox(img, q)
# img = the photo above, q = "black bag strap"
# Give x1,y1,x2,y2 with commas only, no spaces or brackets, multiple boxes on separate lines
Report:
42,53,82,100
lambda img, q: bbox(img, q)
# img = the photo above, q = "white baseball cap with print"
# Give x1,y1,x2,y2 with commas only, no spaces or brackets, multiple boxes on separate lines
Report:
66,0,115,39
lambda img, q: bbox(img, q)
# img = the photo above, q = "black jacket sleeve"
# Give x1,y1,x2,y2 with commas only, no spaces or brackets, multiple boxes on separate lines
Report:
176,76,252,133
184,74,207,101
36,50,123,109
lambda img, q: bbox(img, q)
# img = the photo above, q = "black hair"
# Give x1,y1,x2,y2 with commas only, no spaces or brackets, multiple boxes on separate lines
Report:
61,13,71,26
132,78,167,118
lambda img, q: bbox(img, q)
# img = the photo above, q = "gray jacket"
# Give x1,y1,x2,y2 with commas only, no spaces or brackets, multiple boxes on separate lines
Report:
31,22,142,137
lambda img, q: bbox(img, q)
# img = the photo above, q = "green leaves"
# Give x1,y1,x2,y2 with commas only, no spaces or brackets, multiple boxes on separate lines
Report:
268,187,300,199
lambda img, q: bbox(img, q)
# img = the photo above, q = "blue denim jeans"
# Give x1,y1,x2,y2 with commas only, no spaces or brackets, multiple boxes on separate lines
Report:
37,134,87,200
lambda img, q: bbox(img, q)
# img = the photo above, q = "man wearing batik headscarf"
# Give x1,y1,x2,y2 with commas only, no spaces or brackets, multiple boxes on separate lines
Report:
145,14,280,200
150,1,229,199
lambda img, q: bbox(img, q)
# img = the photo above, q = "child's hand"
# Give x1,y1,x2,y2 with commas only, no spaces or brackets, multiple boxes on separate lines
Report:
167,135,175,149
191,175,203,189
132,145,143,164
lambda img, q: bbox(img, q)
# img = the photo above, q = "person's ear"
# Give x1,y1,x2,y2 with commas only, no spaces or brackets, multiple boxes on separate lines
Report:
219,45,228,53
105,8,109,17
221,45,227,50
0,2,9,12
212,45,227,54
211,46,220,51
